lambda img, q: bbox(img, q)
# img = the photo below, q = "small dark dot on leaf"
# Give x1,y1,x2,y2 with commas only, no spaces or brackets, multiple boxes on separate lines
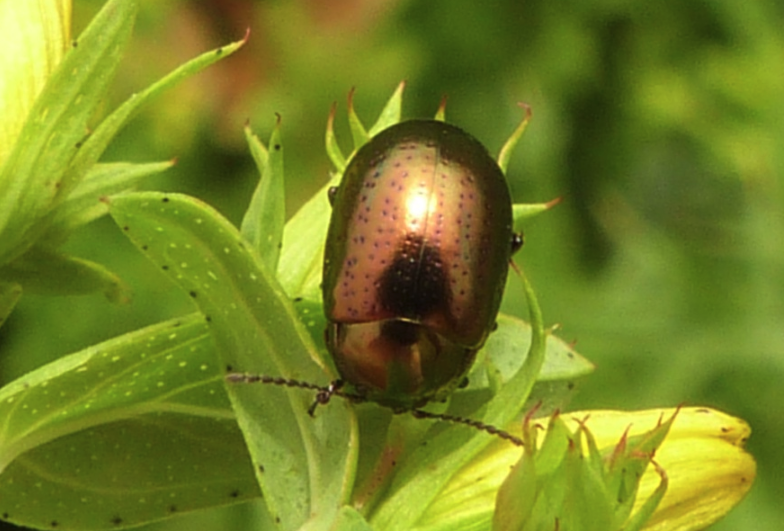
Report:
75,142,83,148
168,505,177,513
293,297,303,303
205,315,212,323
274,144,281,151
142,245,148,251
216,48,224,55
71,40,78,47
51,522,58,528
226,364,234,372
189,291,198,298
122,226,129,231
230,490,240,498
162,265,169,270
2,512,8,519
162,197,169,203
111,516,123,525
258,464,265,473
275,517,281,524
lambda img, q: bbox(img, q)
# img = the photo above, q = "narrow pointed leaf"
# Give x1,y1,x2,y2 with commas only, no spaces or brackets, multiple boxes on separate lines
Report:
0,0,139,264
109,192,357,531
367,81,406,137
347,89,370,150
43,161,174,245
240,120,285,271
497,104,531,175
63,32,248,198
0,246,128,302
325,103,347,173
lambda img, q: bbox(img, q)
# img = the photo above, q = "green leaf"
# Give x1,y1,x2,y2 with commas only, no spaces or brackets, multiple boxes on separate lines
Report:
62,32,248,208
0,246,128,302
325,103,347,174
478,314,593,383
0,0,139,265
277,179,338,299
240,119,285,271
109,192,358,531
0,281,22,329
43,161,174,246
0,314,260,531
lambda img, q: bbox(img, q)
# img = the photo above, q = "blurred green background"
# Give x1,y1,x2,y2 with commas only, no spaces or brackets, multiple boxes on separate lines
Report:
1,0,782,530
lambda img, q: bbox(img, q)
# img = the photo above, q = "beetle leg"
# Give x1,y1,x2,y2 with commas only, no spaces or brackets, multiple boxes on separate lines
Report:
308,379,345,416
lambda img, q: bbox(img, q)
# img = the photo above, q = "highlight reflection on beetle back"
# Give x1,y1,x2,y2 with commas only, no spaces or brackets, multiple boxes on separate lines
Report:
323,120,514,408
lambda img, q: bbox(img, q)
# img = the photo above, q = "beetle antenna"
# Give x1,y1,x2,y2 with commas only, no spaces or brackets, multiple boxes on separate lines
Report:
225,373,364,416
226,372,523,446
409,409,524,447
226,372,327,393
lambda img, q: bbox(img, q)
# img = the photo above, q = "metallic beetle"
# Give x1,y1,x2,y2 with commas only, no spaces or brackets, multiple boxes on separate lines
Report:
322,120,520,410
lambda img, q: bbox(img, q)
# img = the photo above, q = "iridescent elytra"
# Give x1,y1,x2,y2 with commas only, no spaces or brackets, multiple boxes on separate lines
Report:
322,119,521,410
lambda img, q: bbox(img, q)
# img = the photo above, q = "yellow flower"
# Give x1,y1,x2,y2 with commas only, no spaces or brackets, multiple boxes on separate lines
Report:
0,0,70,168
421,407,755,531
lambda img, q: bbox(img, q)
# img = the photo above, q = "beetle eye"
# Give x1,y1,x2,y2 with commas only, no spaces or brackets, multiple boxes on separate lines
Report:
327,186,339,206
511,232,524,254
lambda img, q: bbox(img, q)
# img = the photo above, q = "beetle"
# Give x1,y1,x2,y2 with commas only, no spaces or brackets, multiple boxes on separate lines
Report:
321,119,522,411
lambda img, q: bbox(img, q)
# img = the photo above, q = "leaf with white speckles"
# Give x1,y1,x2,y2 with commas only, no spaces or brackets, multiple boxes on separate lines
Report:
109,192,358,531
0,314,261,530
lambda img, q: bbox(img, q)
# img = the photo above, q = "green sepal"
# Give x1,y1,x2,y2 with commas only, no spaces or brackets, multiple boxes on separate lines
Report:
347,88,370,149
512,198,561,232
497,103,532,175
325,103,348,174
0,246,128,302
492,411,675,531
240,118,285,272
367,81,406,138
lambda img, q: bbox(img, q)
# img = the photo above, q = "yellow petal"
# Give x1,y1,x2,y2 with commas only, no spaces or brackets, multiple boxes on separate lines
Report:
563,408,755,531
0,0,71,168
419,407,754,531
